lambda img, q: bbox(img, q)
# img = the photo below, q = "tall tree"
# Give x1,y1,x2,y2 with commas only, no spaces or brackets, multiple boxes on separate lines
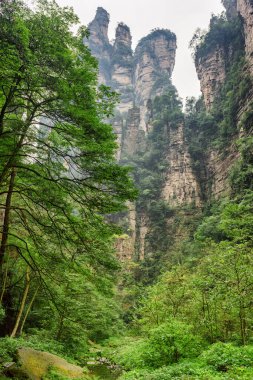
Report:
0,0,136,337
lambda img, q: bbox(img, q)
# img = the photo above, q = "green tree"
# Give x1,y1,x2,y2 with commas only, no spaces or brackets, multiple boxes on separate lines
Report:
0,0,136,340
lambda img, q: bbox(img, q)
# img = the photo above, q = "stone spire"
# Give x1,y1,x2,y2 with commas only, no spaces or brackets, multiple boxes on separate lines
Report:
88,7,110,45
86,7,112,83
114,23,132,49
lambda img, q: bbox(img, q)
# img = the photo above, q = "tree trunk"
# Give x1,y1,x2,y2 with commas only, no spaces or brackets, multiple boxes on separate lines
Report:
19,285,39,335
10,266,31,338
0,168,16,269
0,253,9,303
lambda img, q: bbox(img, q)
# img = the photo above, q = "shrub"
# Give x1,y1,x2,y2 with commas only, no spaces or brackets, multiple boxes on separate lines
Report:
201,343,253,372
142,321,203,368
119,361,223,379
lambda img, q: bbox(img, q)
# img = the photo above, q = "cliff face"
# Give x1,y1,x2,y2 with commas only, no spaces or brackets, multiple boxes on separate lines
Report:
111,23,134,113
134,31,176,128
206,147,240,198
134,32,176,104
196,0,253,111
196,48,227,110
237,0,253,75
87,7,112,83
86,8,202,261
162,124,202,207
86,9,177,136
194,0,253,200
86,4,252,263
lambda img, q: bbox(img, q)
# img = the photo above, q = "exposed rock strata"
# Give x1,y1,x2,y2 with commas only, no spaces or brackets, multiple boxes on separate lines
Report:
86,5,251,262
237,0,253,75
111,23,134,113
134,32,176,103
86,7,112,83
206,147,240,198
196,48,227,110
162,124,202,207
121,107,141,156
86,9,177,141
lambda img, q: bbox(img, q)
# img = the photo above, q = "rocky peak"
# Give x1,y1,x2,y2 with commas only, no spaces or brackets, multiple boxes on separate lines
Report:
111,23,134,113
86,7,112,83
115,23,132,49
88,7,110,43
134,30,177,127
135,30,177,78
112,22,133,67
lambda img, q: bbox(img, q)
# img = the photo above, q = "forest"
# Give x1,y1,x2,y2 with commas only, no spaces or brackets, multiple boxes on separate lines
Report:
1,0,253,380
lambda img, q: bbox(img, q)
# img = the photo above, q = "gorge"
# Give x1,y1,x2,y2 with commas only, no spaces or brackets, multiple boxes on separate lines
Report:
1,0,253,379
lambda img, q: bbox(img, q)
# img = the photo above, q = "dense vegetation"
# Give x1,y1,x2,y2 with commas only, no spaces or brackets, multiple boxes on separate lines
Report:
0,0,136,372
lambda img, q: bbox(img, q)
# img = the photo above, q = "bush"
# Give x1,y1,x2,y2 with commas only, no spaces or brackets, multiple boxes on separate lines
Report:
201,343,253,372
142,321,203,368
111,321,203,371
119,361,223,379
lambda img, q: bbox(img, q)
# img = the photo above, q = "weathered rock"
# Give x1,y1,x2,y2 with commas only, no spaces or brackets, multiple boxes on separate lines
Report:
111,23,134,113
206,146,240,199
237,0,253,75
134,30,177,128
195,47,227,110
16,348,84,380
162,124,202,207
134,30,176,104
121,107,141,156
86,7,112,83
86,10,177,157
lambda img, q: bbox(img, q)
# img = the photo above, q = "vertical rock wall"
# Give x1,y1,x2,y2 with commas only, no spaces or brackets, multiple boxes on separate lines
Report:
162,124,202,207
195,48,227,111
237,0,253,75
134,31,176,128
86,9,177,155
86,7,203,261
86,8,112,83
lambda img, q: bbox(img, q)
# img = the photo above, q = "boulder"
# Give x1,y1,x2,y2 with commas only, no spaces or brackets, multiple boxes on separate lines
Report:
15,347,85,380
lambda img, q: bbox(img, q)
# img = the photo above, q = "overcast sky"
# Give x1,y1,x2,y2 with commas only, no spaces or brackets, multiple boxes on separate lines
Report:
53,0,224,101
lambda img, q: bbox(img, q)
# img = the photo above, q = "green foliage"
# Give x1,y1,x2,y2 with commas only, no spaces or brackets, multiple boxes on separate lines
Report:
115,343,253,379
142,321,203,368
43,367,96,380
111,42,133,68
136,29,176,56
107,321,202,372
230,137,253,194
0,336,68,364
192,13,244,61
0,306,4,323
201,343,253,372
119,362,222,380
0,0,136,359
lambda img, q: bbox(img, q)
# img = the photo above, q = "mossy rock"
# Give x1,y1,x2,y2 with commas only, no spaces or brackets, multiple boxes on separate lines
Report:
16,348,85,380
